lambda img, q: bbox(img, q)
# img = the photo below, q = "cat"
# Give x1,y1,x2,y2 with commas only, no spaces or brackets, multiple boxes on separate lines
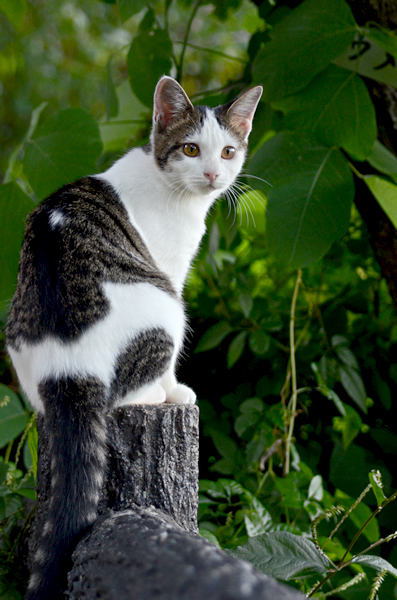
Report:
6,75,262,599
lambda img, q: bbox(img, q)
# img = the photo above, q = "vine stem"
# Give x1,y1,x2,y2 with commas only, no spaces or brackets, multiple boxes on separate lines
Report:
284,269,302,476
176,0,202,83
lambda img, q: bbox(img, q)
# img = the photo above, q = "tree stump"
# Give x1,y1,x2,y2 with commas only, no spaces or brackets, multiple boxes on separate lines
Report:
31,404,304,600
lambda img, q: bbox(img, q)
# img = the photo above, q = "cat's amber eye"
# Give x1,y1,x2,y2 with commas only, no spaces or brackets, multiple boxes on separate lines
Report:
221,146,235,159
183,143,199,157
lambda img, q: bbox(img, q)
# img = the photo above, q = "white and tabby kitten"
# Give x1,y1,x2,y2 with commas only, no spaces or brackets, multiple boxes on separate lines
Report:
6,76,262,599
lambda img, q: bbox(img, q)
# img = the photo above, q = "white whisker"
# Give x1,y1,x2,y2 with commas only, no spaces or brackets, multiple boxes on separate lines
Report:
241,172,272,187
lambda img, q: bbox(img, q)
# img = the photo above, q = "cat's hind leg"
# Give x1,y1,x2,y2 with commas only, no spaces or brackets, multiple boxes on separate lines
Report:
111,327,175,406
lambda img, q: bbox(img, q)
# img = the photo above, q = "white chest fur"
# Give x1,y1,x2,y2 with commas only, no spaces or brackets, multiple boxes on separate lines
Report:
99,148,219,294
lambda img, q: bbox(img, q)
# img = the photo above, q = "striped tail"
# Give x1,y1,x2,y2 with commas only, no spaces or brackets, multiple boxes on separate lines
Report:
26,376,108,600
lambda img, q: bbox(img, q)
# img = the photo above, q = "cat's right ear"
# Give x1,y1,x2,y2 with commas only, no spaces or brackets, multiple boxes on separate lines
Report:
153,76,194,130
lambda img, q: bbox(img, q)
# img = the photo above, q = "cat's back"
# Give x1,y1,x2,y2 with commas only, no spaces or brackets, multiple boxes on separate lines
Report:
7,176,174,347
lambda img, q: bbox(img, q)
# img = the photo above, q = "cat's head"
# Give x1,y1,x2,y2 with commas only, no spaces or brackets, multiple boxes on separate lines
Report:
150,76,262,199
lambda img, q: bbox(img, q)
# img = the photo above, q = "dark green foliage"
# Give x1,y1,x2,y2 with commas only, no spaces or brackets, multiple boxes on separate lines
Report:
1,0,397,597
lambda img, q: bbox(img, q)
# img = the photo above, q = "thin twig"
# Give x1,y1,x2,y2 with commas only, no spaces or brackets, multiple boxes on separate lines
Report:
337,486,397,568
175,41,247,64
322,483,371,551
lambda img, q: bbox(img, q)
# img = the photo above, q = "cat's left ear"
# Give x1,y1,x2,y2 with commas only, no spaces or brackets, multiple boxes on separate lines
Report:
153,76,194,130
227,86,263,140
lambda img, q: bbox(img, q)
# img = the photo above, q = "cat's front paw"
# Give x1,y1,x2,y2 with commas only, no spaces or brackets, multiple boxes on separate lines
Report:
165,384,196,405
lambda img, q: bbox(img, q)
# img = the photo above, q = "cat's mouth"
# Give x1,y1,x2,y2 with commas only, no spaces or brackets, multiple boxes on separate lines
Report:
201,180,222,194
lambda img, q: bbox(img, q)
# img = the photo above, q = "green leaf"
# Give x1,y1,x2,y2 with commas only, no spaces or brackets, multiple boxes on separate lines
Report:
332,336,367,413
367,141,397,182
312,362,346,415
276,473,305,510
248,132,354,268
231,531,333,580
207,428,240,462
16,473,36,500
240,398,265,414
249,329,271,355
0,457,10,481
244,508,273,537
218,479,248,499
4,102,47,183
199,480,227,500
199,528,221,548
308,475,323,501
23,108,103,200
234,412,261,437
0,0,27,29
238,294,253,318
333,404,365,449
274,65,376,161
252,0,357,102
339,366,367,413
227,331,247,368
334,33,397,88
350,555,397,578
0,384,28,448
200,478,250,501
27,423,38,478
365,176,397,229
332,335,358,368
195,321,233,352
117,0,146,22
366,27,397,61
0,182,34,312
127,9,173,108
369,469,387,507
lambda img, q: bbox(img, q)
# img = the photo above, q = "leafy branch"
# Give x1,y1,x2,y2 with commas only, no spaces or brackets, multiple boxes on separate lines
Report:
308,475,397,597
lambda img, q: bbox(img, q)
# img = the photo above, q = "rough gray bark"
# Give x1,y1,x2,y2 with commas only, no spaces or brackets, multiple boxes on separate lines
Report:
32,404,304,600
33,404,199,544
67,506,304,600
97,404,199,534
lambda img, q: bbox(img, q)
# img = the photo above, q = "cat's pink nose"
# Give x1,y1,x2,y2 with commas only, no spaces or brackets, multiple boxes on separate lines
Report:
204,172,219,183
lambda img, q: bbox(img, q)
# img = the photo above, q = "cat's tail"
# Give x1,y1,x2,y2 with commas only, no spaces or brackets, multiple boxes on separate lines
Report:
26,376,108,600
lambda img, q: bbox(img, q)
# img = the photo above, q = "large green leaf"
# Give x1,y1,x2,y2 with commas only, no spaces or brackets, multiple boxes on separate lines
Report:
366,27,397,60
252,0,357,102
0,384,28,448
0,182,34,312
248,132,354,268
274,65,376,161
334,33,397,89
23,108,103,201
231,531,333,580
117,0,146,22
365,176,397,229
127,9,173,108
